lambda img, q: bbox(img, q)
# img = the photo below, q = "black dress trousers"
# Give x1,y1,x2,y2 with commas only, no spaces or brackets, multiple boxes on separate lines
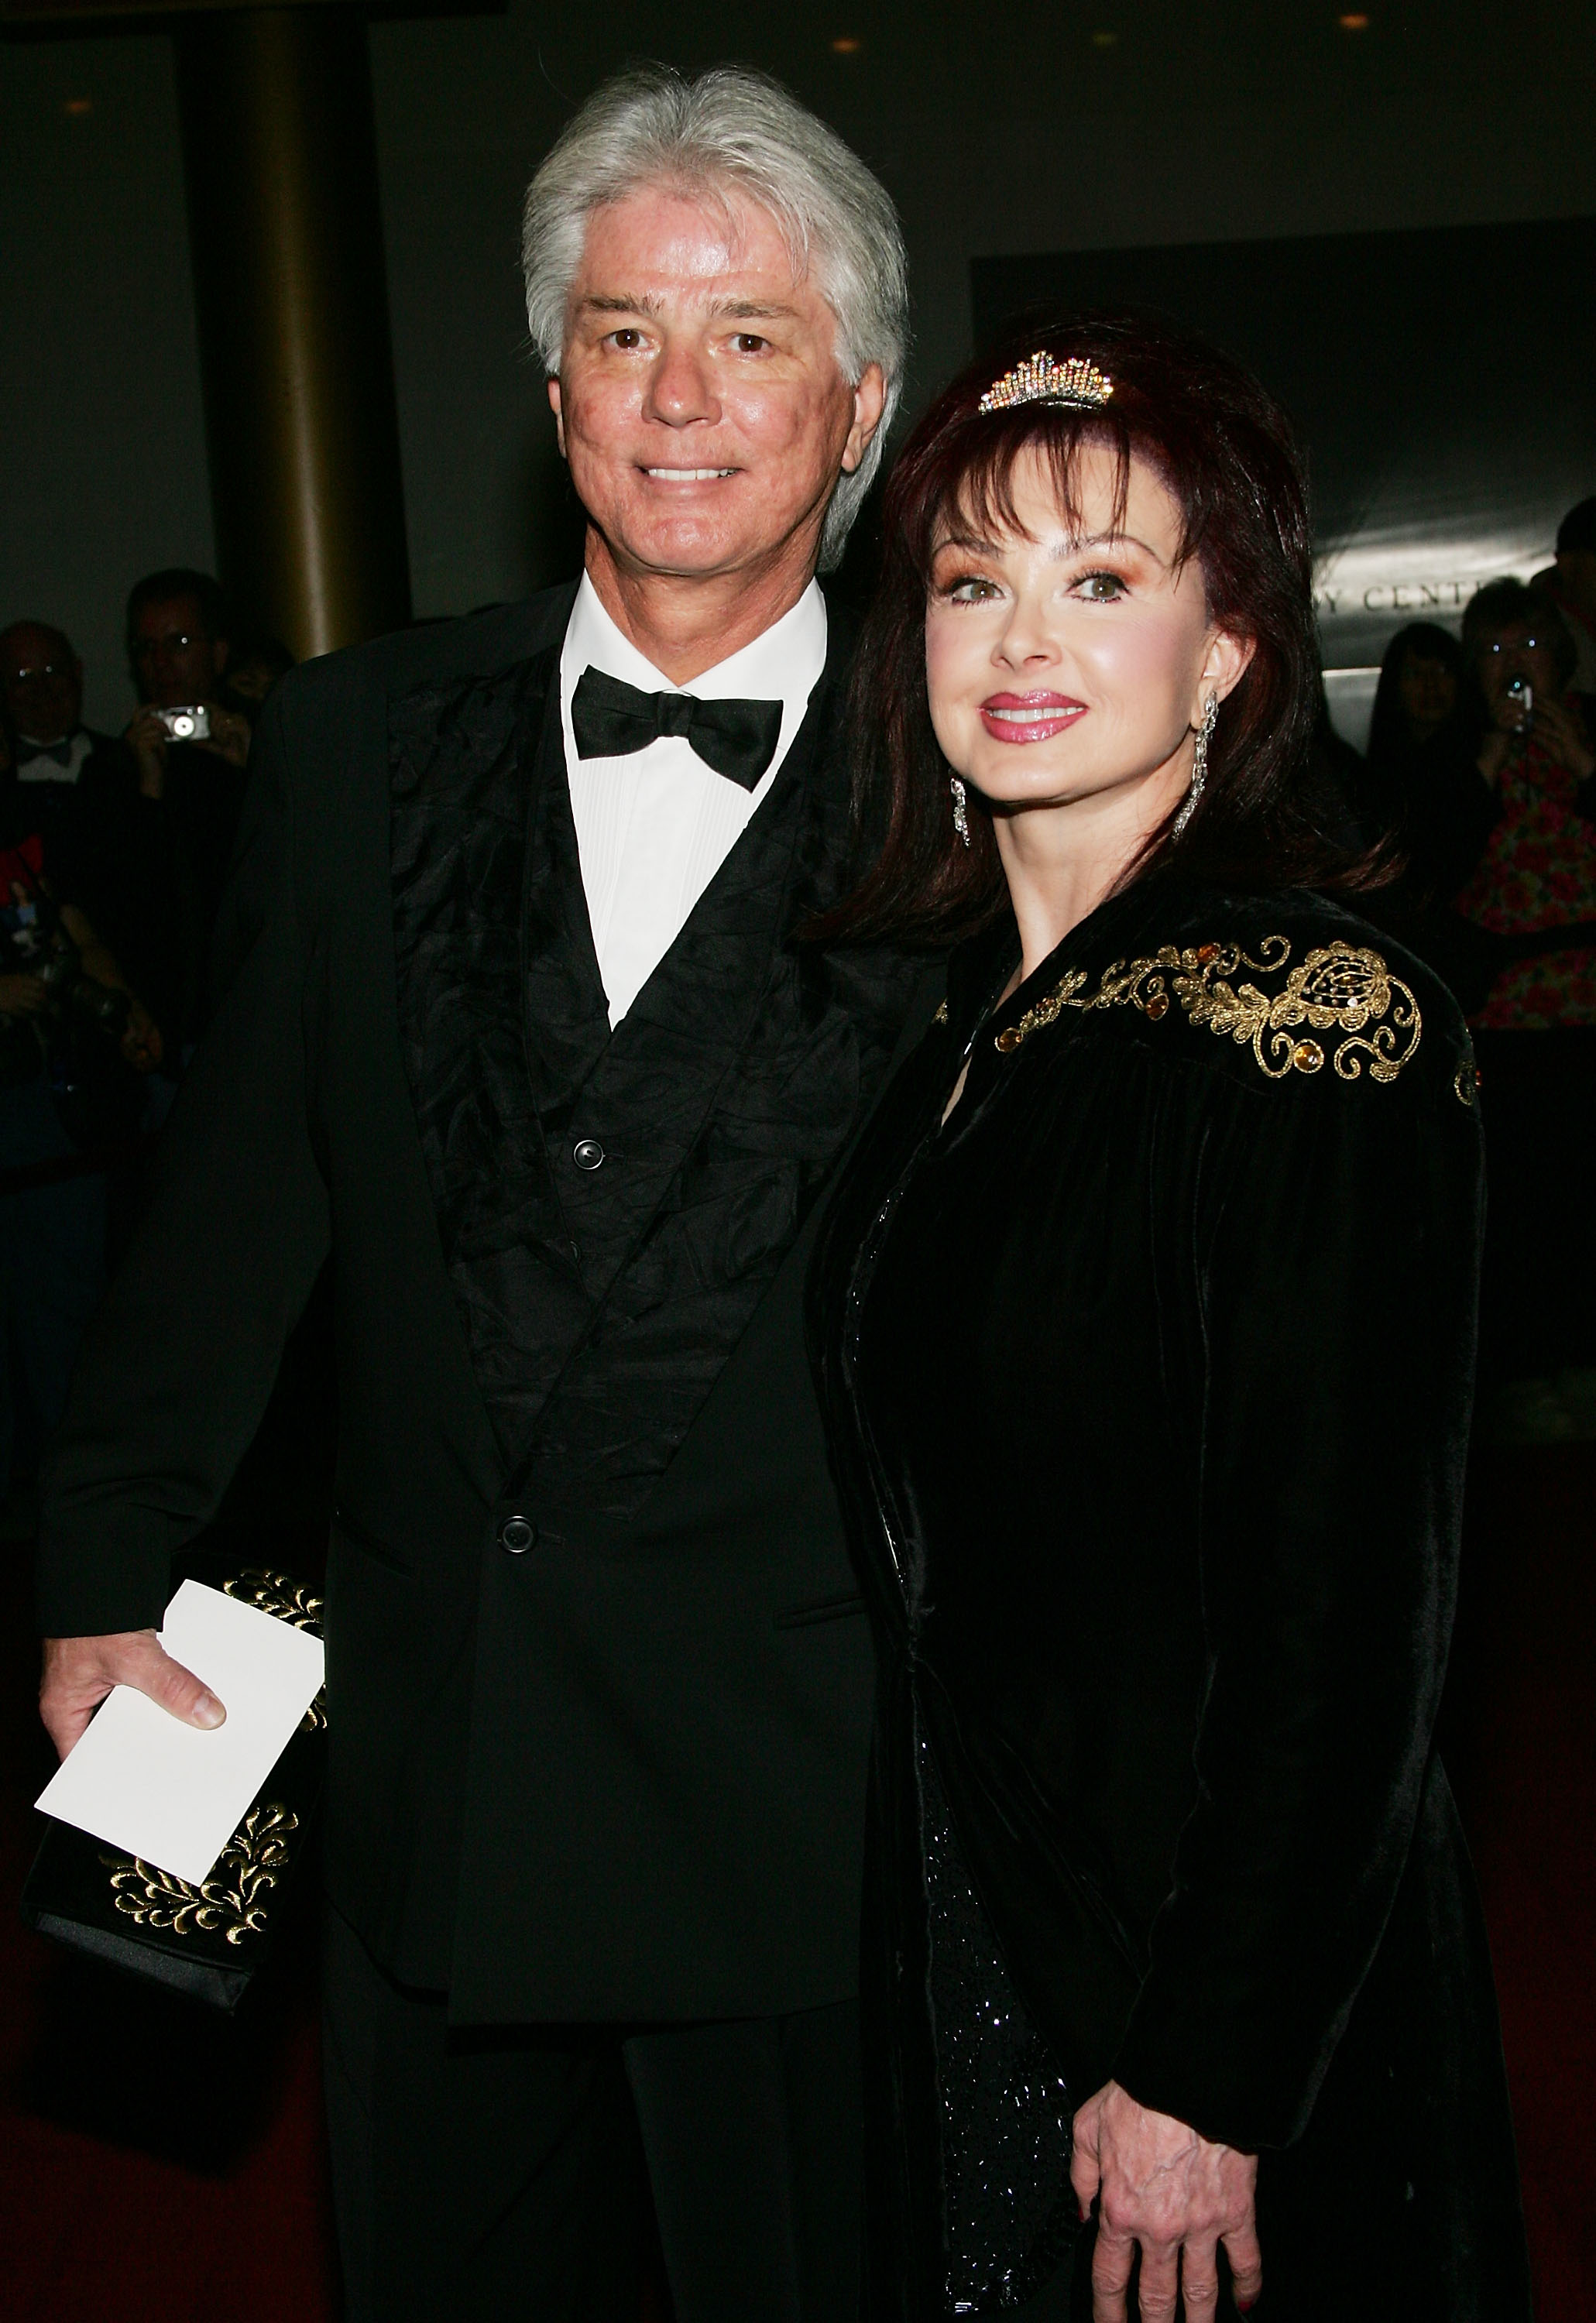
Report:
322,1908,864,2323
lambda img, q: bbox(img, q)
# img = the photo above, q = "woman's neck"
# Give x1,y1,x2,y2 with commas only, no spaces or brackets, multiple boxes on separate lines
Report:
993,757,1191,982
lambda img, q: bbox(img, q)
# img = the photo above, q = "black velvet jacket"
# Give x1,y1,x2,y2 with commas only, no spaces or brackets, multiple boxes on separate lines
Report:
808,876,1530,2320
39,584,931,2023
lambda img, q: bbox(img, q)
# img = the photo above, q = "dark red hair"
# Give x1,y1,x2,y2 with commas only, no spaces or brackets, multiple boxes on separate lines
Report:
823,310,1347,945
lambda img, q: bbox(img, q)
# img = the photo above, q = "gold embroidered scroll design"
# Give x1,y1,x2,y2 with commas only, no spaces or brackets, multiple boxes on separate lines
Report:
100,1802,300,1946
224,1568,324,1633
225,1567,327,1731
994,937,1422,1083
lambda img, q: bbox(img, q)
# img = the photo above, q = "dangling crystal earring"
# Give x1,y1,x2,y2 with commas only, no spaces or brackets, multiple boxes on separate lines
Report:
1173,694,1218,838
950,775,971,848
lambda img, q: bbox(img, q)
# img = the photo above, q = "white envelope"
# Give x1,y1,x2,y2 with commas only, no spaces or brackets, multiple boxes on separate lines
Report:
36,1577,325,1887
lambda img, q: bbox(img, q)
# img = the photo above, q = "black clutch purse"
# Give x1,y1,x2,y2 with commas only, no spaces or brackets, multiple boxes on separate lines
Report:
21,1567,328,2013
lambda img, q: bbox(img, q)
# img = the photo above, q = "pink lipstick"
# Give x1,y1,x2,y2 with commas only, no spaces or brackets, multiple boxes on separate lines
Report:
979,691,1086,744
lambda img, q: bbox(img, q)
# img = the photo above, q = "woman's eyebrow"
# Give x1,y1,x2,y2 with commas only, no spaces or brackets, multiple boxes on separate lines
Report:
932,530,1003,556
1049,530,1163,562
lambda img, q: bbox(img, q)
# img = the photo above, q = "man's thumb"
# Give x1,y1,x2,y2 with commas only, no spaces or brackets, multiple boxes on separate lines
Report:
139,1642,225,1730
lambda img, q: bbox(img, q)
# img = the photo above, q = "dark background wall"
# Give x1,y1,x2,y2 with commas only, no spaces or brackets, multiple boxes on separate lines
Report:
4,0,1594,730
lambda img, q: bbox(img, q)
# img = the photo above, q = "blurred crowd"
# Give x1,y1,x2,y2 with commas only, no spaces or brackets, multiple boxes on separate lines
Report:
0,571,293,1513
3,499,1594,1515
1353,496,1596,1437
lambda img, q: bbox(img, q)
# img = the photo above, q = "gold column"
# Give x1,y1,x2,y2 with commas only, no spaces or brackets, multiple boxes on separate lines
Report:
174,7,412,659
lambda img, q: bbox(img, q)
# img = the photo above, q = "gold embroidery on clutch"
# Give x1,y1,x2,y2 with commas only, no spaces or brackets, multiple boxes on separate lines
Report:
225,1568,324,1632
100,1803,301,1947
994,937,1423,1083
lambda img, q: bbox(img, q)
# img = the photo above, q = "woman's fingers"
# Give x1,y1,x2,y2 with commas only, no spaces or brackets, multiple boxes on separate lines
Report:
1070,2085,1107,2217
1179,2235,1222,2317
1223,2215,1265,2313
1090,2218,1137,2323
1131,2236,1182,2323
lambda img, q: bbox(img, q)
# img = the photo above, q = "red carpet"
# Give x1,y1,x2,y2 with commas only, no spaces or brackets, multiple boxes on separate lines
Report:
4,1442,1590,2318
1443,1445,1596,2322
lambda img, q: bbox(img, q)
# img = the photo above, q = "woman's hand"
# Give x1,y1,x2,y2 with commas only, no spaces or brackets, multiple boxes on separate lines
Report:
1532,695,1596,784
1072,2081,1261,2321
1477,726,1515,789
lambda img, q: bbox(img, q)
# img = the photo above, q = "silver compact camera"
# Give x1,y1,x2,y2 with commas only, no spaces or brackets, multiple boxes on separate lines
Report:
156,704,211,743
1504,675,1533,734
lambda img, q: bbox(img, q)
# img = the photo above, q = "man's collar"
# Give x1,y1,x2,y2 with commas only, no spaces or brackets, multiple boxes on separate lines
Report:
561,573,828,712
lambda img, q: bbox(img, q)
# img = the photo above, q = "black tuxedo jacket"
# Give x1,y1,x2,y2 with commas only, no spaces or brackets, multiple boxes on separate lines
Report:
38,583,933,2022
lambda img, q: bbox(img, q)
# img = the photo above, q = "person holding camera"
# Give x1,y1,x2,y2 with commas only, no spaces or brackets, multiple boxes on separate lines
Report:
122,568,252,796
120,569,252,1057
0,619,152,961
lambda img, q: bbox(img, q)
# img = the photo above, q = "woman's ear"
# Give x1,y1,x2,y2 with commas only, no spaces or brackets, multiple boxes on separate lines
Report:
1197,629,1255,719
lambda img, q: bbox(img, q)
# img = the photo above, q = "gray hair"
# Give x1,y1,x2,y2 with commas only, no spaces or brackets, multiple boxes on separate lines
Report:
522,64,908,571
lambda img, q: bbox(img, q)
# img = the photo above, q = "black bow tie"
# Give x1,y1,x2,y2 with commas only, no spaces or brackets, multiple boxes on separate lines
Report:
19,736,76,770
571,667,783,791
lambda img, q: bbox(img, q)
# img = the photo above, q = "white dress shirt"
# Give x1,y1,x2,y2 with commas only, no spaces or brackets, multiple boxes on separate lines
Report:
559,575,828,1025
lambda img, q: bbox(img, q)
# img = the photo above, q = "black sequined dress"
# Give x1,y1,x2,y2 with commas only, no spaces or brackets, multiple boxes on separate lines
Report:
919,1728,1079,2313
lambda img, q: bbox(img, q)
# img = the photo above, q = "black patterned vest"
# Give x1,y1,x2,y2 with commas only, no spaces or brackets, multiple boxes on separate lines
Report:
388,623,922,1527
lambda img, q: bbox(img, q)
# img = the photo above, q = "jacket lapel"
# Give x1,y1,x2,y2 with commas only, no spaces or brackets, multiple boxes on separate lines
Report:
519,676,610,1115
390,640,605,1455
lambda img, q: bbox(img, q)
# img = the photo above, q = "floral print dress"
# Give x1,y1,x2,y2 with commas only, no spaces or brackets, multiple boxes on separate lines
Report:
1454,723,1596,1028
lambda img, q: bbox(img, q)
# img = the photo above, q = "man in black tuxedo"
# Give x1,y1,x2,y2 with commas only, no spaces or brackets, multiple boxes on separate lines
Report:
0,620,143,957
39,63,927,2323
120,570,256,1054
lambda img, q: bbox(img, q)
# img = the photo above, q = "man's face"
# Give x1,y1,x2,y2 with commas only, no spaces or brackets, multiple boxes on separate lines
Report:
550,187,884,586
132,595,228,709
2,623,82,744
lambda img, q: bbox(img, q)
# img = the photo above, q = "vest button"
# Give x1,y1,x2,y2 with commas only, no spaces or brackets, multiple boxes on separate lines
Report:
498,1514,536,1555
571,1137,605,1171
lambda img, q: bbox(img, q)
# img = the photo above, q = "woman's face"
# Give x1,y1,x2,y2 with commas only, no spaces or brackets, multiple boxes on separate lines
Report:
1476,620,1559,727
924,442,1248,832
1398,651,1456,736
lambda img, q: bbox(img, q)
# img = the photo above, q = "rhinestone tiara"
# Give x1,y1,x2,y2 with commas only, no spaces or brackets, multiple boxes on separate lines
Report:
977,352,1114,414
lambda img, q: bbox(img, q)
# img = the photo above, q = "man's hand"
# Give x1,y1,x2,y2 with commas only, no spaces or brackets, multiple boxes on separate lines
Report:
1072,2080,1261,2322
41,1630,225,1759
124,705,169,798
194,704,251,769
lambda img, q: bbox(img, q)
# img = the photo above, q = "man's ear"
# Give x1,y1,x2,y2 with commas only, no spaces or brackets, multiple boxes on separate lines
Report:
547,376,568,462
839,362,887,477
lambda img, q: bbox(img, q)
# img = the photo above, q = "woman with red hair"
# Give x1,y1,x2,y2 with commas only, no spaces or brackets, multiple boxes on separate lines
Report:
808,317,1529,2321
